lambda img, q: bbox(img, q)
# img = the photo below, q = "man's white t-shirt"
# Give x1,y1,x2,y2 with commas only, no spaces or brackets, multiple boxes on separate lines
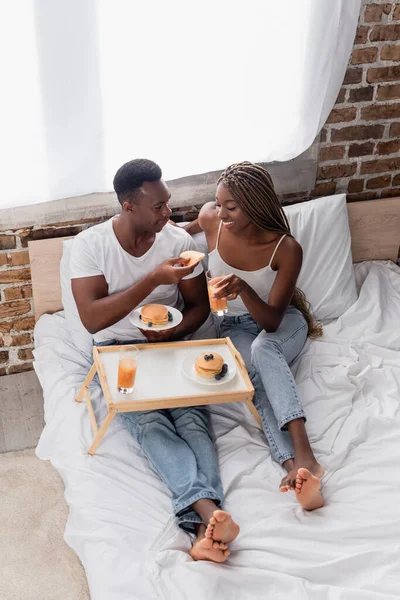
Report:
69,218,203,343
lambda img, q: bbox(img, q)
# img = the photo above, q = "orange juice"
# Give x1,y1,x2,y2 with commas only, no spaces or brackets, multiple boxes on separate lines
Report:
117,358,137,392
207,277,228,314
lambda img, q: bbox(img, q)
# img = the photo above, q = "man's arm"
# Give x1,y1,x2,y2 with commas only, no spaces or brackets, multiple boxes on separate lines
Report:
198,202,219,236
71,258,199,335
170,272,210,341
182,219,202,235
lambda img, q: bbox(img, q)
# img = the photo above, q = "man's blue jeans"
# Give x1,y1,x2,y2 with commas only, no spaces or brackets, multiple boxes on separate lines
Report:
94,338,223,533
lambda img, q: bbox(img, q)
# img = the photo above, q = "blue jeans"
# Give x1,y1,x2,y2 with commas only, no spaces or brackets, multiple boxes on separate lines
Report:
219,307,308,465
94,338,224,533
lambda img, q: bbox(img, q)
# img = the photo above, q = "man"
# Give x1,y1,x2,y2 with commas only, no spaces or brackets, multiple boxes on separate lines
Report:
70,159,239,562
71,159,207,344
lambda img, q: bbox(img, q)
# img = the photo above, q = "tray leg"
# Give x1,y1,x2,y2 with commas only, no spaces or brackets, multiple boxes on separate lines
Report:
245,399,262,429
75,363,97,403
88,409,116,456
84,388,98,435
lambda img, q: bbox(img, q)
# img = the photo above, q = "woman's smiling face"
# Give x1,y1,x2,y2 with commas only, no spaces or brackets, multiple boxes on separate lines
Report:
215,182,252,234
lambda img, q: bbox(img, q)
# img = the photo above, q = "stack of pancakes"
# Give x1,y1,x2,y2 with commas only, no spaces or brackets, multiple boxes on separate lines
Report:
140,304,169,326
195,352,224,379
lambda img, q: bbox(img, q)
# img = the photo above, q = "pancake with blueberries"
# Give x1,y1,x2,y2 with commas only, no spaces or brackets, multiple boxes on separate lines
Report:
140,304,171,327
194,352,228,380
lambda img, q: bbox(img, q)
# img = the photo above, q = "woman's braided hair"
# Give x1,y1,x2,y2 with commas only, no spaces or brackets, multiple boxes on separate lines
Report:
217,161,322,338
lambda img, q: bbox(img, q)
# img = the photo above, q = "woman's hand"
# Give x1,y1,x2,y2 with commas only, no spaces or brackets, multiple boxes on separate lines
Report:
212,274,248,301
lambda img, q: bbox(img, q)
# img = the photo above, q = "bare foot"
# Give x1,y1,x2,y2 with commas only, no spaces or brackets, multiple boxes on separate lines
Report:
190,534,230,562
294,468,324,510
280,460,324,492
205,510,240,544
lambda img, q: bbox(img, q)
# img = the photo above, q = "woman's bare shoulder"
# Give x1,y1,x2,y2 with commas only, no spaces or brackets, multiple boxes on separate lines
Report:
273,235,303,269
198,201,219,233
282,234,302,254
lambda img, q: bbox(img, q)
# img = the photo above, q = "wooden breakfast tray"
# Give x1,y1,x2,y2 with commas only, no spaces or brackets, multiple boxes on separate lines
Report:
75,338,259,455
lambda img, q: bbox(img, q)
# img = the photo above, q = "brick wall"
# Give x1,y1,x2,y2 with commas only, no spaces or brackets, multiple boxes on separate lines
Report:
317,0,400,201
0,0,399,376
0,219,107,375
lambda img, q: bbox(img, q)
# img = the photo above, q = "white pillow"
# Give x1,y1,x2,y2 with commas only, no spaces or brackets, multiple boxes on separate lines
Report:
60,239,93,359
283,194,357,321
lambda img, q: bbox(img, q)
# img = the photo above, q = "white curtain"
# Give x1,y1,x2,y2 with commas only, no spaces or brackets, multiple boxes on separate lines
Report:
0,0,361,210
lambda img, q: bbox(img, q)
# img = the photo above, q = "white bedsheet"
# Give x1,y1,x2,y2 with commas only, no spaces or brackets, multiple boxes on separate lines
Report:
34,261,400,600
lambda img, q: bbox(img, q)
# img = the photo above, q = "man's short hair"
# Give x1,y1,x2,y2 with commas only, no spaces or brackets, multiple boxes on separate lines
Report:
113,159,162,205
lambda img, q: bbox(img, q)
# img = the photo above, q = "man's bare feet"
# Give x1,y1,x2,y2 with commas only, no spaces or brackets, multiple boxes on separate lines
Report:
280,459,324,492
294,468,324,510
190,533,230,563
204,510,240,544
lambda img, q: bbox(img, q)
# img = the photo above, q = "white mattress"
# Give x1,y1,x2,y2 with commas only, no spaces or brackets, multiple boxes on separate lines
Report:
34,261,400,600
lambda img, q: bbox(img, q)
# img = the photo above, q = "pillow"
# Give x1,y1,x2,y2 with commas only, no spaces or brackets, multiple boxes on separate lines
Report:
283,194,357,321
60,239,93,359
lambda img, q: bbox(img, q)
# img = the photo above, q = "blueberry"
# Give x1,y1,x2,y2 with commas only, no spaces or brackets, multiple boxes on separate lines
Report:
222,363,228,372
148,322,153,328
139,314,142,320
204,354,210,361
209,354,214,360
168,312,173,322
219,372,226,379
215,374,221,381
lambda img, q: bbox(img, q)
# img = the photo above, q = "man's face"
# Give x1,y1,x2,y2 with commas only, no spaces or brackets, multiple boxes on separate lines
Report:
128,180,172,233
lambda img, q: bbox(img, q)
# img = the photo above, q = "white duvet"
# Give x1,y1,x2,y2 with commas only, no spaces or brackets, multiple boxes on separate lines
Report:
34,261,400,600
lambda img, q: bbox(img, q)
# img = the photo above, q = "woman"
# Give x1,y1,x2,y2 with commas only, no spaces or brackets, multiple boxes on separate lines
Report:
199,162,324,511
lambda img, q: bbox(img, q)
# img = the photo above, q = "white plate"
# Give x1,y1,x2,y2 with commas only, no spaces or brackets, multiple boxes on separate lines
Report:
182,355,237,386
129,305,183,331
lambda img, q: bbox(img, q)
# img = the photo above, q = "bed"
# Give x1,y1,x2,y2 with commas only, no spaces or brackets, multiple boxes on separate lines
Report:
30,195,400,600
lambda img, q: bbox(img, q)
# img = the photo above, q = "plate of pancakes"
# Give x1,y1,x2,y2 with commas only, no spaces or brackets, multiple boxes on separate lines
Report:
130,304,183,331
182,351,237,386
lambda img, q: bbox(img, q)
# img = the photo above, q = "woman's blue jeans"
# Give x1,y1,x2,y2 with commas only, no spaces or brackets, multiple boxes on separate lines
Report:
219,307,308,464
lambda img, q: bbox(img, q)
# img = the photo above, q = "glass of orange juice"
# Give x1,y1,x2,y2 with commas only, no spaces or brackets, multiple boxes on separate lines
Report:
117,346,139,394
206,269,228,316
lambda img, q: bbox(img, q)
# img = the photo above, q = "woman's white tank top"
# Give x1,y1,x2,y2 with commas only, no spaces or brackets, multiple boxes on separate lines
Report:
208,222,286,316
